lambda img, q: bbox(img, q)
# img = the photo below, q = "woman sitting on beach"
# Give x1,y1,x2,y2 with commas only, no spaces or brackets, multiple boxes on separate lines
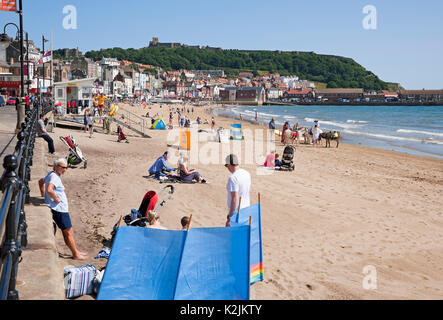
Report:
145,210,167,230
178,157,206,183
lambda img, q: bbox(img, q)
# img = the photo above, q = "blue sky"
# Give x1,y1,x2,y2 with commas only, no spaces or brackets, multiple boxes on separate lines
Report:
1,0,442,89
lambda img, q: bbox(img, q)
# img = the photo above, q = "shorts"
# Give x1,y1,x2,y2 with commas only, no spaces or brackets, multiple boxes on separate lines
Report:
51,209,72,230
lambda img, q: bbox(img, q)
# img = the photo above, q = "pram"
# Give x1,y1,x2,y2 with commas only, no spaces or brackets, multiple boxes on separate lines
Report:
110,185,175,241
59,135,88,169
117,125,129,143
276,145,295,171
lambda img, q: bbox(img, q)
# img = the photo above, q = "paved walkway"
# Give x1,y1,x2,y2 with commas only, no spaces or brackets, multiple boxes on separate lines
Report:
0,106,64,300
0,105,18,165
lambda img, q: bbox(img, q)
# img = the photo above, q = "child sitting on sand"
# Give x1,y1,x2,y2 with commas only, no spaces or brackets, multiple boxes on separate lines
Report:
146,210,167,230
275,154,282,167
117,126,129,143
181,216,190,230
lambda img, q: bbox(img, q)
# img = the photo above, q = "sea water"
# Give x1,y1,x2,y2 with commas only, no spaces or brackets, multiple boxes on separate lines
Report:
213,105,443,159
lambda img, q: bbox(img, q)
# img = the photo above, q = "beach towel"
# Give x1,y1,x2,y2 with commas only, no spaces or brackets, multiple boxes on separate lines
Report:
64,264,97,299
97,226,250,300
230,203,264,284
95,248,111,259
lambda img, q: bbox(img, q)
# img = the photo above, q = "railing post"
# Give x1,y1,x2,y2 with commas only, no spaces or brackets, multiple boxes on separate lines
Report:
0,155,23,300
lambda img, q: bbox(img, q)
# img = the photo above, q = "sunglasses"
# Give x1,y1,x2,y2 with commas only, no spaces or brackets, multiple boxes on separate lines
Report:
57,165,68,169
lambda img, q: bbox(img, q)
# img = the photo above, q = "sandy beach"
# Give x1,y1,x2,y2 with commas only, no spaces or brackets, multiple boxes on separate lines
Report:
45,102,443,300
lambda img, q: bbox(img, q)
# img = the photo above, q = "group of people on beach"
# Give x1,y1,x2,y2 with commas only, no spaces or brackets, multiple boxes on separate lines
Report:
38,101,254,260
274,118,323,146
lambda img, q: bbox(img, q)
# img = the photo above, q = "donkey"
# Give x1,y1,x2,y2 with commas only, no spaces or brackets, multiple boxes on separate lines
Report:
319,131,341,148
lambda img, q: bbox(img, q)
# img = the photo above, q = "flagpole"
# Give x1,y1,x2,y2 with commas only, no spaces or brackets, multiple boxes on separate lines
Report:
50,31,53,92
16,0,25,132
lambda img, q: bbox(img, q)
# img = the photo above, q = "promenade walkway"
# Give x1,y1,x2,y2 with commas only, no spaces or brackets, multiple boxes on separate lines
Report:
0,106,64,300
0,105,18,165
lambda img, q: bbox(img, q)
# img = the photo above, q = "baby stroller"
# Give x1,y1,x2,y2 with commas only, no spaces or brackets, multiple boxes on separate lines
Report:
110,185,175,241
277,145,295,171
117,125,129,143
59,135,88,169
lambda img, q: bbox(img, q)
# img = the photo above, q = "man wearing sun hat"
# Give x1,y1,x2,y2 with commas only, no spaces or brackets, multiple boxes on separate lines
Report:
225,154,251,227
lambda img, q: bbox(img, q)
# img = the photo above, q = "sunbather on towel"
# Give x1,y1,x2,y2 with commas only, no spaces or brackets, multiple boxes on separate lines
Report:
148,151,176,179
178,157,206,183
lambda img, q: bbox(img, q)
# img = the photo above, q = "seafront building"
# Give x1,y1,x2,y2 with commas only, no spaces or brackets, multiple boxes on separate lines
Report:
1,38,442,105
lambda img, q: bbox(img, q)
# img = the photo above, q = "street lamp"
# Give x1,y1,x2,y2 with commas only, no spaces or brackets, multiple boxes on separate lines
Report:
0,23,21,98
41,35,49,98
0,0,26,132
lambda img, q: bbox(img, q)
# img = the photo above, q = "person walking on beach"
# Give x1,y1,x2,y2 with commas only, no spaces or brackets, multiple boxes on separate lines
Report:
83,108,89,133
312,124,322,147
39,158,87,260
86,109,94,138
211,117,215,131
37,114,56,155
281,121,289,144
225,154,251,227
269,118,275,130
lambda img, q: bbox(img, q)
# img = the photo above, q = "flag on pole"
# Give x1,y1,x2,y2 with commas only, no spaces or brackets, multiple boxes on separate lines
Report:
37,51,52,65
0,0,17,12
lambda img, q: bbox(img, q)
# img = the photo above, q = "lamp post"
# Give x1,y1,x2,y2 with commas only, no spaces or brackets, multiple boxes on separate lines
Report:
0,0,26,131
16,0,25,132
0,21,24,131
25,31,29,95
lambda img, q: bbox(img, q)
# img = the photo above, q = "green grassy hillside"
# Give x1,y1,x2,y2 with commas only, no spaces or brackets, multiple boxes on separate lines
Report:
84,47,388,91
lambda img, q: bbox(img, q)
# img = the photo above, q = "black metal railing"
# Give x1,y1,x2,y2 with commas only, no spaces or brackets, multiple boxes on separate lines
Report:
0,101,52,300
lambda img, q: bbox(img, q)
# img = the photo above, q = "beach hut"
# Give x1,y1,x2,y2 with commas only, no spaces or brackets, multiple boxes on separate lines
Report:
97,225,251,300
151,118,167,130
230,124,243,140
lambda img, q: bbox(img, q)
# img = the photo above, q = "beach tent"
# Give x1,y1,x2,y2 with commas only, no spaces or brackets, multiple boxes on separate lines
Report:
97,226,251,300
230,124,243,140
230,198,264,284
151,118,167,130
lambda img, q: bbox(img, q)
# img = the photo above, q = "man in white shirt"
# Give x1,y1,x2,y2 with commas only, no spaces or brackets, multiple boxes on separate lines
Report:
39,158,86,260
225,154,251,227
